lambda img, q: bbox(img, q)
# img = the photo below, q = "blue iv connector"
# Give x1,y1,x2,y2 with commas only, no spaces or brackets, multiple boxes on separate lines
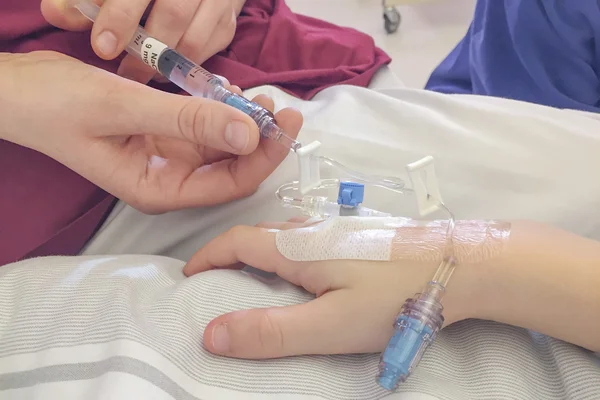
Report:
337,181,365,207
337,181,365,216
377,282,445,390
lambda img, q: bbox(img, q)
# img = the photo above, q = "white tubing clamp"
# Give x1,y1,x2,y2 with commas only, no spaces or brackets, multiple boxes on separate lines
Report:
406,156,443,216
296,140,322,194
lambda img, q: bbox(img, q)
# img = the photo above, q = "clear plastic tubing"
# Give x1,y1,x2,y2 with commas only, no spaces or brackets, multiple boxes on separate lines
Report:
72,0,301,152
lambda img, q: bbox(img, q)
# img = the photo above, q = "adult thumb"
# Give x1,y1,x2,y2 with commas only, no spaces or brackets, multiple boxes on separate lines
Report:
105,81,260,154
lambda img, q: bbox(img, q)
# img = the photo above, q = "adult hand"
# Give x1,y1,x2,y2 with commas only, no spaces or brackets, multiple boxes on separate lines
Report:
0,51,301,213
183,219,475,359
41,0,245,83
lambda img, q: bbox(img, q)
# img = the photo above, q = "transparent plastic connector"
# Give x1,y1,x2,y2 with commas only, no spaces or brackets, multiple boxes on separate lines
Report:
377,288,444,390
296,141,406,195
276,181,391,218
377,262,452,390
377,216,457,391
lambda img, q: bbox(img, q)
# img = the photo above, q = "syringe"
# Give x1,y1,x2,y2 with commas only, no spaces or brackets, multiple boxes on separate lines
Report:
72,0,301,152
377,212,457,390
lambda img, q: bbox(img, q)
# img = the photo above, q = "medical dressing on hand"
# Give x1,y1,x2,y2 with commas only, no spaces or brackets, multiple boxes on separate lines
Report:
275,216,511,264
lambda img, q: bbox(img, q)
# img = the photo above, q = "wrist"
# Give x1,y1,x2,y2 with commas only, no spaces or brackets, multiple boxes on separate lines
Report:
442,259,484,326
390,219,513,326
453,220,600,351
466,220,548,324
443,220,528,325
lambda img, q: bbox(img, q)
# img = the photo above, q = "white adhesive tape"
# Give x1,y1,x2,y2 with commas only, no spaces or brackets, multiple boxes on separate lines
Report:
275,217,511,264
140,38,168,70
276,217,398,262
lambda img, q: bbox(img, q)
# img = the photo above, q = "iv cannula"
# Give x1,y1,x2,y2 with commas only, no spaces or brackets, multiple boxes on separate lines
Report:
72,0,301,152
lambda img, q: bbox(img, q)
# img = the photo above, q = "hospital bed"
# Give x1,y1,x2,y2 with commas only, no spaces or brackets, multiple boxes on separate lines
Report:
2,64,600,399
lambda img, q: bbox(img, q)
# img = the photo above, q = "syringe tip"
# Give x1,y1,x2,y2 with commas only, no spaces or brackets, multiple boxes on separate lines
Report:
289,139,302,152
273,131,302,152
261,121,301,151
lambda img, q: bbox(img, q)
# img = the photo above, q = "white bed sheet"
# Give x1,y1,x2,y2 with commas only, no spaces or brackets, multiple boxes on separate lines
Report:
2,80,600,400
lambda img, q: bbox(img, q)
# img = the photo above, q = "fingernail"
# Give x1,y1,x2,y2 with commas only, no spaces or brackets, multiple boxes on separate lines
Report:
225,121,250,151
96,31,117,56
211,323,230,353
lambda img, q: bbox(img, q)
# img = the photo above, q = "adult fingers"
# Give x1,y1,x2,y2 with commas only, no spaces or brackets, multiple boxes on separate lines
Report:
163,84,242,162
85,88,294,209
250,94,275,113
215,106,302,197
94,88,291,210
170,107,301,206
98,80,260,154
177,0,235,65
203,291,390,359
228,84,241,95
41,0,93,31
91,0,150,59
117,0,201,83
136,84,244,167
161,93,298,206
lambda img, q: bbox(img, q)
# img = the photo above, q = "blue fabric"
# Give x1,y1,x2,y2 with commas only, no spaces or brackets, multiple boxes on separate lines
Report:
425,0,600,112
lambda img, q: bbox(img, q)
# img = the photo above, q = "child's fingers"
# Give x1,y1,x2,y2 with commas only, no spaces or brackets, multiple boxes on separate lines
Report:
288,216,312,223
255,221,306,230
203,290,389,359
183,225,304,286
255,217,321,230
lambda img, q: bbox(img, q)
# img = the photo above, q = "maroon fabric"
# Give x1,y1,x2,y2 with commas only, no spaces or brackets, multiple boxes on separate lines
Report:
0,0,391,266
205,0,392,99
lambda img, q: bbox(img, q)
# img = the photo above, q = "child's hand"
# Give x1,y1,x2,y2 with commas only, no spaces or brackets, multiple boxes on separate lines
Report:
184,219,476,359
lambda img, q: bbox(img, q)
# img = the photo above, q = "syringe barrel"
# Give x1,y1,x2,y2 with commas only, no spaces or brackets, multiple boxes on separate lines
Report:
126,29,152,58
377,290,444,390
72,0,301,151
